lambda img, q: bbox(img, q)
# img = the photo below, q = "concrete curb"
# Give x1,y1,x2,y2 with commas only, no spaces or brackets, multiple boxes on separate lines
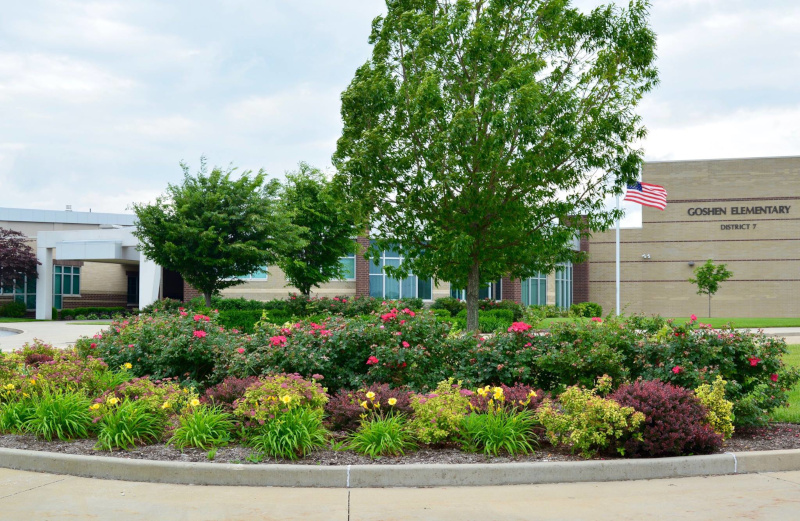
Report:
0,327,24,334
2,448,800,488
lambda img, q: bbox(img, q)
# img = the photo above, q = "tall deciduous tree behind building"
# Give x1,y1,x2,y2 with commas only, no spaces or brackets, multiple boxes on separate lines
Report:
334,0,659,330
277,163,360,297
0,227,39,288
133,158,304,307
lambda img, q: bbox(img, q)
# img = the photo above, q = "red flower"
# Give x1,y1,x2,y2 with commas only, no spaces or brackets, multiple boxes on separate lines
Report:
402,341,410,348
270,335,288,347
179,311,188,317
507,322,532,333
590,317,602,323
748,357,761,367
672,366,683,374
771,373,779,382
366,356,379,365
90,343,97,349
237,348,245,354
193,330,207,338
690,314,697,321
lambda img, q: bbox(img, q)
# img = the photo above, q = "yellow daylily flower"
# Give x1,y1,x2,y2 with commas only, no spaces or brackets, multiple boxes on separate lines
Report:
190,398,200,407
280,395,292,405
388,398,397,406
90,403,101,410
365,391,376,401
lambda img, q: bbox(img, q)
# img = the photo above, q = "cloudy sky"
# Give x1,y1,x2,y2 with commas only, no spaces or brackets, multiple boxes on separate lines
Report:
1,1,798,227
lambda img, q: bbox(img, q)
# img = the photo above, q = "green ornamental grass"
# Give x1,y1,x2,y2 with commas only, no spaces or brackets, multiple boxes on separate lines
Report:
0,399,35,434
347,415,417,458
461,409,538,456
95,399,165,451
24,390,93,441
248,408,327,460
169,406,235,450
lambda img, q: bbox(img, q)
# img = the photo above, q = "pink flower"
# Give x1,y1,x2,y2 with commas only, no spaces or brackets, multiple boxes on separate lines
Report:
180,311,188,317
402,341,410,348
366,356,379,365
193,330,207,338
399,320,406,325
380,312,397,322
508,322,533,333
193,314,203,321
672,366,683,374
690,314,697,321
402,308,416,317
771,373,779,382
237,348,245,354
591,317,602,323
312,374,324,380
270,335,288,347
90,343,97,349
748,357,761,367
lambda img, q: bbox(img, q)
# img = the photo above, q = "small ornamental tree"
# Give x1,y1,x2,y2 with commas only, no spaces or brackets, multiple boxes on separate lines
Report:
689,259,733,317
132,158,304,306
0,227,39,288
277,163,360,297
333,0,658,330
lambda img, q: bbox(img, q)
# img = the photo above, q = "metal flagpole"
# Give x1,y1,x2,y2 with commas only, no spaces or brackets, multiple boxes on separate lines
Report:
615,193,621,316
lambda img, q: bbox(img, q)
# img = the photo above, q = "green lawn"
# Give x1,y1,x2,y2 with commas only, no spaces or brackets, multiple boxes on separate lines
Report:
67,321,114,326
0,317,37,323
771,344,800,423
538,317,800,329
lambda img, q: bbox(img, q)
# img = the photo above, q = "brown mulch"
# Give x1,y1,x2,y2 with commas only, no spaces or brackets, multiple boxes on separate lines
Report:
1,423,798,466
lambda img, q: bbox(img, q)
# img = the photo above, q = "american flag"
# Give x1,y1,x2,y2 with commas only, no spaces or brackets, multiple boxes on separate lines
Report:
624,182,668,210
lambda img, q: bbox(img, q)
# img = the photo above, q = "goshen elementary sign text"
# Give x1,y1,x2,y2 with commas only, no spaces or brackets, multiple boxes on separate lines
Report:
687,205,791,216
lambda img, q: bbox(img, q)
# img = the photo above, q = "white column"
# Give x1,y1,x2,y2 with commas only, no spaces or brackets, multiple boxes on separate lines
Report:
139,256,162,309
35,247,54,320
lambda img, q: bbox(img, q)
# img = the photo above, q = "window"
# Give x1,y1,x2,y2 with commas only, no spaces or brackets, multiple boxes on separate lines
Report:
127,274,139,306
555,262,573,309
238,267,268,280
0,276,36,310
521,273,547,306
54,266,80,309
450,280,503,301
338,253,356,281
368,245,432,300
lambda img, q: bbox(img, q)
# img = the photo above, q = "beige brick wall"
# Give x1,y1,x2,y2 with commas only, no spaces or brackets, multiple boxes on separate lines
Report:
589,156,800,317
80,262,128,294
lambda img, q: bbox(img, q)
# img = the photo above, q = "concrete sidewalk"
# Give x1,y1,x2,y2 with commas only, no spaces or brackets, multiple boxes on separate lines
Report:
0,468,798,520
0,320,109,352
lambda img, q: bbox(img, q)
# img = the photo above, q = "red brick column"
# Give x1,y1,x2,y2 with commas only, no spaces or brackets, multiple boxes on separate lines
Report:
501,277,522,304
183,281,202,302
355,235,371,298
572,235,591,304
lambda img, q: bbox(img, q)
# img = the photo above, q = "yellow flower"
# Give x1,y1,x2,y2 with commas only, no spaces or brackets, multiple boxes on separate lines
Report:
190,398,200,407
374,402,380,408
365,391,376,401
528,390,537,398
22,393,29,398
30,379,37,385
161,401,171,409
360,400,369,409
107,397,119,406
4,383,14,390
123,363,132,370
90,403,101,410
182,389,188,394
388,398,397,406
280,395,292,405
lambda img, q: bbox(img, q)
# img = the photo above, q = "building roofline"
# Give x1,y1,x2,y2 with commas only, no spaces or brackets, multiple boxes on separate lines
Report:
645,154,800,165
0,207,136,226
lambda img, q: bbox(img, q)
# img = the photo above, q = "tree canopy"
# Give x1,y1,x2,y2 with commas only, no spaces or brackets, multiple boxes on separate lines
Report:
132,158,304,306
276,163,360,297
0,227,39,288
333,0,658,329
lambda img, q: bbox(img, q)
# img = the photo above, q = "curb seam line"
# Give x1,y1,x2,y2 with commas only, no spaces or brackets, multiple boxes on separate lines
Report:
725,452,738,473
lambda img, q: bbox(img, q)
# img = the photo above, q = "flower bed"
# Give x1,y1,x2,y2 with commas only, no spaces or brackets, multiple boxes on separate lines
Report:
0,307,796,461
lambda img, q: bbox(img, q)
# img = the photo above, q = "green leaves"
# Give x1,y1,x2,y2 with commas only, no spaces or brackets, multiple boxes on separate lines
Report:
132,157,304,305
334,0,658,329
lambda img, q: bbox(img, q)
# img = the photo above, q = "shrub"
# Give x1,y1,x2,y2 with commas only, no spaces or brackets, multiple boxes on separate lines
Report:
431,297,466,317
536,386,645,458
570,302,603,318
59,307,128,320
95,399,165,451
139,298,185,315
478,299,523,320
0,399,34,433
324,384,413,432
107,377,192,416
0,301,26,318
248,407,328,460
216,310,264,333
24,389,93,441
31,349,117,397
347,415,417,458
169,406,235,450
694,375,735,439
409,379,470,445
202,377,260,411
461,409,538,456
233,374,328,426
610,380,723,457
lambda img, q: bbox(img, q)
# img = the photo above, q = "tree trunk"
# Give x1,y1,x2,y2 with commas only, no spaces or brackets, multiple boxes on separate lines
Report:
708,294,711,318
466,261,480,332
204,291,212,308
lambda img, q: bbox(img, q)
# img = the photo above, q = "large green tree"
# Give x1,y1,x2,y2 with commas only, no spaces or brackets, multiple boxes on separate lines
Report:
333,0,658,330
277,163,360,297
133,158,303,306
